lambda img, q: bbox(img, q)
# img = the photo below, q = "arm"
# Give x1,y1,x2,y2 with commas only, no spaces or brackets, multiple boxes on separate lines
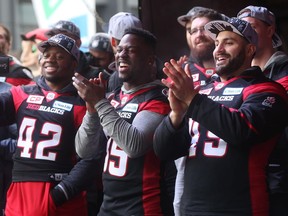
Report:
75,111,105,159
50,157,103,206
153,115,191,160
187,91,288,146
96,99,166,158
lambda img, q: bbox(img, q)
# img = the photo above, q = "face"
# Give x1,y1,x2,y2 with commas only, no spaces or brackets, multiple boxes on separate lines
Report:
40,46,77,84
115,34,153,87
186,17,215,61
241,16,273,51
0,26,10,55
213,31,247,79
88,49,114,71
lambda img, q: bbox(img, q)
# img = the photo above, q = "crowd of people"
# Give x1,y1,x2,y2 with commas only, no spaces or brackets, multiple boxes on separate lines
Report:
0,4,287,216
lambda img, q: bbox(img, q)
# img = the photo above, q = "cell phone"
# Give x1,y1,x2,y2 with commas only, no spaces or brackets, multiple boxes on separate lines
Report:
0,56,9,74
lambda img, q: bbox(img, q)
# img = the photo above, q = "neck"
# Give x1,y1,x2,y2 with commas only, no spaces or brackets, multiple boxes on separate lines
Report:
252,47,275,70
201,58,215,69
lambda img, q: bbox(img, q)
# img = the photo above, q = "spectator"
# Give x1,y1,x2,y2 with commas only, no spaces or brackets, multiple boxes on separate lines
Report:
2,34,98,216
85,32,114,80
238,6,288,216
0,82,17,216
73,28,174,215
20,28,48,80
174,7,225,215
0,24,33,86
106,12,143,93
153,17,288,216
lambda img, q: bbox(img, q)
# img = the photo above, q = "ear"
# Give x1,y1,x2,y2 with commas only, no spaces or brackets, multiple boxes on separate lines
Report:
111,37,118,48
148,55,155,66
247,44,257,58
267,25,275,39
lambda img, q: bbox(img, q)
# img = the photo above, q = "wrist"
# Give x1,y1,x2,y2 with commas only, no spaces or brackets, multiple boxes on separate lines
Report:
169,111,186,129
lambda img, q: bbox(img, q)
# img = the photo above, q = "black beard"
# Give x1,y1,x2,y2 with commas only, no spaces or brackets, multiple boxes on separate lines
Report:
216,48,246,78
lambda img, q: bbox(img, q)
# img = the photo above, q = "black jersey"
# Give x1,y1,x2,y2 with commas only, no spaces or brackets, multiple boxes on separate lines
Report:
0,57,33,86
186,58,215,88
154,67,288,216
0,76,86,182
99,85,171,216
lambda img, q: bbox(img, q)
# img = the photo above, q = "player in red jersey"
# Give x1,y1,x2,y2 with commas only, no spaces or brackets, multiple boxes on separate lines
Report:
0,33,98,216
153,17,288,216
73,27,174,215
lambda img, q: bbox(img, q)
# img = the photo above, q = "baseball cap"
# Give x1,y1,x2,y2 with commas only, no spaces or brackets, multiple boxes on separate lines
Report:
46,20,81,39
37,33,80,62
21,28,48,41
204,17,258,46
108,12,142,40
237,5,282,48
177,6,221,27
89,33,113,53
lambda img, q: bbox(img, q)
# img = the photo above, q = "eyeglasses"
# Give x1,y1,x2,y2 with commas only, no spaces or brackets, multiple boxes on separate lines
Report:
186,26,206,35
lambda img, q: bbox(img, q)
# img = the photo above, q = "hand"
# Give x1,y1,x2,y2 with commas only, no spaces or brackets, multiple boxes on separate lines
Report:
177,55,188,65
162,59,198,107
72,72,107,112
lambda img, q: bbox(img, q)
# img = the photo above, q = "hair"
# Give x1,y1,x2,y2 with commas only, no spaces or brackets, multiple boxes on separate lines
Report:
0,24,11,44
191,8,224,22
123,27,157,53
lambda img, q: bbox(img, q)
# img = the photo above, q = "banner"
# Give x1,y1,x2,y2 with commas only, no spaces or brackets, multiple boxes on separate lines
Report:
32,0,96,51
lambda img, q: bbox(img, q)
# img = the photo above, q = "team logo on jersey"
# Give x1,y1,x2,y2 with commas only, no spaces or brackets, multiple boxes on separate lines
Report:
53,101,73,111
199,88,213,95
46,92,56,101
121,96,128,105
208,95,234,101
0,76,6,82
27,95,44,104
110,99,120,108
117,111,132,119
205,68,215,76
262,96,276,108
200,80,206,86
122,103,138,113
162,88,169,97
215,83,225,90
192,74,199,81
223,87,243,95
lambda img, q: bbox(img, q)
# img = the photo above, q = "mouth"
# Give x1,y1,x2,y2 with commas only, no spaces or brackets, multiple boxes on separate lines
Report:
117,60,130,72
215,55,228,66
44,65,58,73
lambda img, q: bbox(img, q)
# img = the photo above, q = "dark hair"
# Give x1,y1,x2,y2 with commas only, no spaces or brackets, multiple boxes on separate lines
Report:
123,27,157,52
191,8,224,22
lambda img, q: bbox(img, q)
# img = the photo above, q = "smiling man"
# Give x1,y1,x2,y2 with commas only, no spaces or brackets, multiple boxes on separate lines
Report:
73,28,174,215
153,17,288,216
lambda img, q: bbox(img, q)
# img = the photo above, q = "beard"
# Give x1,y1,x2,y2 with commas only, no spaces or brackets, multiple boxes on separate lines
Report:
191,38,215,62
215,48,246,78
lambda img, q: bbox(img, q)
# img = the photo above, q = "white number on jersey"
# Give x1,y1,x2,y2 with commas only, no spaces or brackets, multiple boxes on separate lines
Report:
103,138,128,177
188,119,227,157
17,117,61,161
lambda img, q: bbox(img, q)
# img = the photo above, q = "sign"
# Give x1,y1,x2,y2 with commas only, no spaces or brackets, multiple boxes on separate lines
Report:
32,0,96,51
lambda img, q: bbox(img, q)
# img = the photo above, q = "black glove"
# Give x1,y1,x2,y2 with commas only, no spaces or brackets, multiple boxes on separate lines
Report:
50,185,68,207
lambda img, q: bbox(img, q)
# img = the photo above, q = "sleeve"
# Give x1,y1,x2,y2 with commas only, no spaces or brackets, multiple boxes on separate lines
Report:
96,98,167,158
75,111,105,159
0,123,18,159
153,115,191,160
50,157,103,206
187,92,288,147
